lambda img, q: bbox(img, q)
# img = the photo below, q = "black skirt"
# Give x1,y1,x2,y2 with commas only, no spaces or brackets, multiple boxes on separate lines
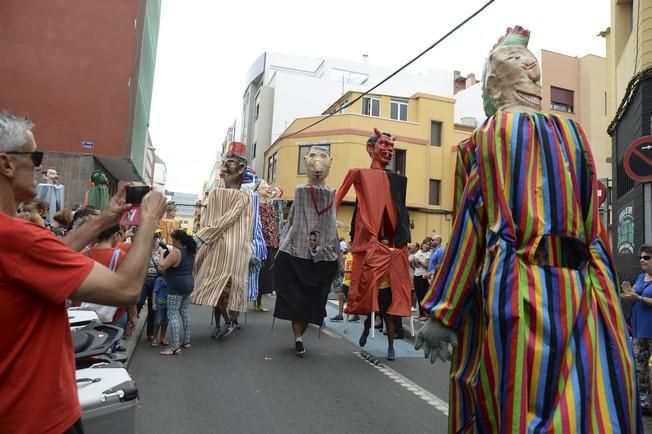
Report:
273,251,338,326
258,247,277,295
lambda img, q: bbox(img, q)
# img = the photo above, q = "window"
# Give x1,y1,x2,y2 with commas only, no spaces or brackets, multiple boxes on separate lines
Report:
430,121,442,146
390,99,408,121
267,152,278,182
298,144,330,175
550,87,574,113
255,102,260,120
429,179,441,206
387,149,406,175
362,96,380,117
253,142,257,159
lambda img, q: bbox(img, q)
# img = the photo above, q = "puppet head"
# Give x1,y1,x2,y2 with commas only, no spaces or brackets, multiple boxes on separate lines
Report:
220,142,248,189
304,145,332,185
42,168,59,184
366,128,396,170
165,200,177,218
258,180,284,203
482,26,541,116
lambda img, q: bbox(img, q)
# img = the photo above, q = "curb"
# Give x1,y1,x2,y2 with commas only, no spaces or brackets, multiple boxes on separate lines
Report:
124,308,148,368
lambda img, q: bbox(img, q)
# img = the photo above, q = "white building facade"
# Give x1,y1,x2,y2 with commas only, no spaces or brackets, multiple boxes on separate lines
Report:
241,52,455,177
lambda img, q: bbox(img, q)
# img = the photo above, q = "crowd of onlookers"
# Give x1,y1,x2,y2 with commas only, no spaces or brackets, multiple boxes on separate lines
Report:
14,195,197,352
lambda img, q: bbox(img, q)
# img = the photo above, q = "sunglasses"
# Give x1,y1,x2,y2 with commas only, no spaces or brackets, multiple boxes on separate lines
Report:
5,151,44,167
640,255,652,261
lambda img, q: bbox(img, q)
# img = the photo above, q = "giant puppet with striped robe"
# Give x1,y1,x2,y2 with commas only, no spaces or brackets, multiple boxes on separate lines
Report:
193,142,253,314
420,26,641,433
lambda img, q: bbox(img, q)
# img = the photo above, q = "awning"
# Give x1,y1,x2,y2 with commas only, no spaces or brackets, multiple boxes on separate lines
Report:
94,156,143,182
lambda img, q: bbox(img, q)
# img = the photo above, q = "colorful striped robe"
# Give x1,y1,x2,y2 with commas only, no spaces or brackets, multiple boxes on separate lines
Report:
192,188,252,312
422,112,641,433
248,192,268,301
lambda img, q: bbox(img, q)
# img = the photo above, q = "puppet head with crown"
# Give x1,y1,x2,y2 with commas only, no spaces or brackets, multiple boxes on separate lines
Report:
482,25,542,116
221,142,248,189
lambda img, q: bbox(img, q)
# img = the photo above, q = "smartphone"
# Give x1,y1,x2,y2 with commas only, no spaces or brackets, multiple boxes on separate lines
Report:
125,185,151,205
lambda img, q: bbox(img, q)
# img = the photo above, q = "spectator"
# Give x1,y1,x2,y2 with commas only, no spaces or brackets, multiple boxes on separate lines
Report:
158,229,196,355
407,243,419,312
330,245,360,323
52,208,73,236
138,231,163,343
426,235,445,284
151,276,169,347
411,239,431,320
0,112,166,434
80,224,137,332
621,244,652,413
71,205,100,230
16,210,44,227
339,237,347,252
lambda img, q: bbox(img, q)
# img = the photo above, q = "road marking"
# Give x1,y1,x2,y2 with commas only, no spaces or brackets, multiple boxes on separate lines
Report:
321,328,341,339
354,351,449,416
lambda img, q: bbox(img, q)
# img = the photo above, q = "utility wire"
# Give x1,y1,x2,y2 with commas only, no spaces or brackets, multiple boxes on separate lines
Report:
281,0,495,140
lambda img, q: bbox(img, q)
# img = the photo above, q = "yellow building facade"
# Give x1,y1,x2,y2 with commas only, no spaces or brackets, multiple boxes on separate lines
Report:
263,91,472,243
603,0,652,278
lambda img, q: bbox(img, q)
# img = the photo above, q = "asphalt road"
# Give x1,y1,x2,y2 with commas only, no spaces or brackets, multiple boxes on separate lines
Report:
129,295,451,434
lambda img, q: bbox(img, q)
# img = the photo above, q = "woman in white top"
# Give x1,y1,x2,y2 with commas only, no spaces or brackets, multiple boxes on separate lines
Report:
411,240,431,320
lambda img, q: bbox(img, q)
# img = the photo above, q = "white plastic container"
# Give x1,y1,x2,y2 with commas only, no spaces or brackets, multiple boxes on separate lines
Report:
68,308,100,330
76,364,138,434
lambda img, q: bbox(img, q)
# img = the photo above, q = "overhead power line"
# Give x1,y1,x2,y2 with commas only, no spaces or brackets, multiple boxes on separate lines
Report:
282,0,495,140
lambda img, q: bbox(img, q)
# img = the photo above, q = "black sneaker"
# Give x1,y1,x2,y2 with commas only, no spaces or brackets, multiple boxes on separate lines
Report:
217,323,235,339
330,314,344,322
387,347,395,361
295,341,306,357
349,315,360,322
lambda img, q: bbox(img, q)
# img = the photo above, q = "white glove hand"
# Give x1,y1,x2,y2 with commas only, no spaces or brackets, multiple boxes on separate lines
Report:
414,319,458,363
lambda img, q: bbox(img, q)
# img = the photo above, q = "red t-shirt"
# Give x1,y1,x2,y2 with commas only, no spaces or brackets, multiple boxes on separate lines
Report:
117,241,132,253
0,212,94,434
86,247,127,321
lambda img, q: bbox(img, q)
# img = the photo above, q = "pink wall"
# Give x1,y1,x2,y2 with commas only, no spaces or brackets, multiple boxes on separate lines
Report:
0,0,140,157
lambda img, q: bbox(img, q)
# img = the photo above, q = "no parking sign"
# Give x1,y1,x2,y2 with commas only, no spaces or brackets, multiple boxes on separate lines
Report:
624,135,652,183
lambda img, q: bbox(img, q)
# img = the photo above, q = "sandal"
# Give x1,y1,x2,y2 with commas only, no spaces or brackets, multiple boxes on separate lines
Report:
160,340,169,346
160,347,181,356
182,342,191,349
151,341,160,347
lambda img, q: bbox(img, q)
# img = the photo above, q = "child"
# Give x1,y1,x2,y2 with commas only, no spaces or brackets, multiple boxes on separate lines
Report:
330,246,360,323
151,276,169,347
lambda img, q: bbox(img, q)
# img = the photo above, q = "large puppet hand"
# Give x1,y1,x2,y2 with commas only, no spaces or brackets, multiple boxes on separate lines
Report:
414,319,458,363
336,220,350,232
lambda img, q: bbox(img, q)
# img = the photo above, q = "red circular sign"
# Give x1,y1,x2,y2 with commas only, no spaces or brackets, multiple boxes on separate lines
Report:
624,135,652,183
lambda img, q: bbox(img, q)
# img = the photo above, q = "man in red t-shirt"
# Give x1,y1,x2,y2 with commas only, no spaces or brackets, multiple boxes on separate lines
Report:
0,113,167,434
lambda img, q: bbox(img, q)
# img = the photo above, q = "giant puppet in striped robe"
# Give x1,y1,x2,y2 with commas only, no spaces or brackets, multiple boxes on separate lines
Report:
193,142,253,320
418,26,641,433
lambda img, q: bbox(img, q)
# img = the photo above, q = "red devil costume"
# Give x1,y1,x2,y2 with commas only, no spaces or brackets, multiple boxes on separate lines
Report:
335,131,411,317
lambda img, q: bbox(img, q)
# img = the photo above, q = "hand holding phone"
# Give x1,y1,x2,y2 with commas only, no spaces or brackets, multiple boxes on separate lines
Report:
126,186,151,204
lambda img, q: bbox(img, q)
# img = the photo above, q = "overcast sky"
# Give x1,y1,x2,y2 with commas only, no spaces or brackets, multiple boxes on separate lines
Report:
149,0,610,194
